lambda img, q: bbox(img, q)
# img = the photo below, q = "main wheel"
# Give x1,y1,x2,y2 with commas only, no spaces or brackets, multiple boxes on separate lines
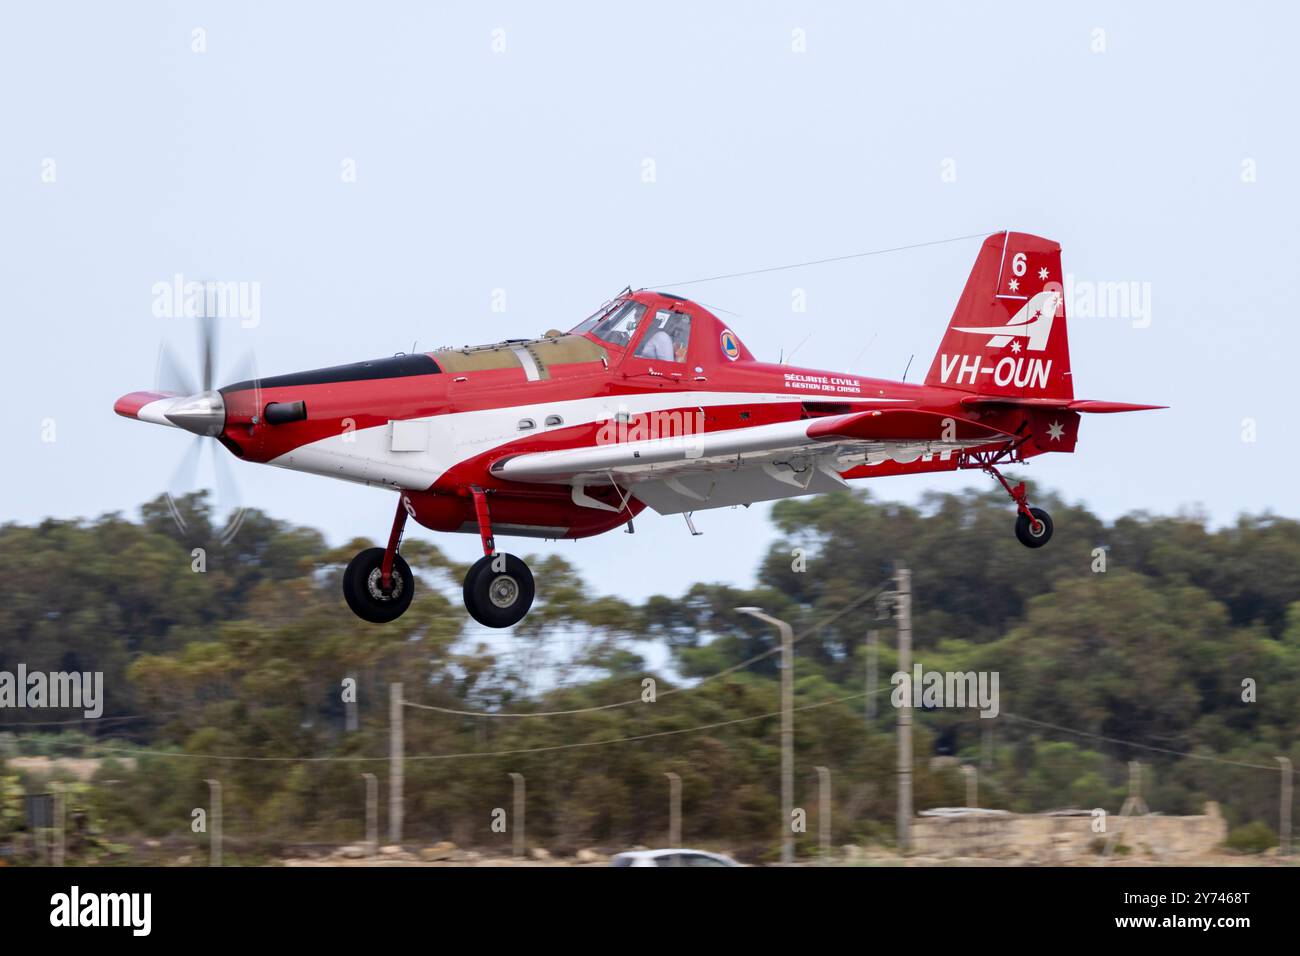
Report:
1015,507,1054,549
463,553,534,628
343,547,415,623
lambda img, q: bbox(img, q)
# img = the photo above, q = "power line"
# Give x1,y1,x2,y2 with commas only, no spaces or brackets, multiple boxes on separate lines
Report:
404,580,893,718
1001,713,1283,773
0,712,177,729
57,697,1287,775
30,583,892,764
90,690,881,763
647,231,992,289
39,593,1281,777
62,584,895,761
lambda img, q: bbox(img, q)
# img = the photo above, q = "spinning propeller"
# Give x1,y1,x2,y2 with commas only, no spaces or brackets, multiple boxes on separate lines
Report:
152,312,260,544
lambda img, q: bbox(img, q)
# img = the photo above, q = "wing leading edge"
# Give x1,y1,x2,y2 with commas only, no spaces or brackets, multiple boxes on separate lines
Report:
490,409,1015,515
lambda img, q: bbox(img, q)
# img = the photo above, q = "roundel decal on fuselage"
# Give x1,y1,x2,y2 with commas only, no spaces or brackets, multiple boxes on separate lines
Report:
720,329,740,361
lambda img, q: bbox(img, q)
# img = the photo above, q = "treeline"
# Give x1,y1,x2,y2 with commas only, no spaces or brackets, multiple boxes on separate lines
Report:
1,485,1297,860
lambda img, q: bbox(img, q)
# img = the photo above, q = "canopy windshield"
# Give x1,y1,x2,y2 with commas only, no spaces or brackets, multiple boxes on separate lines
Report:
570,299,647,350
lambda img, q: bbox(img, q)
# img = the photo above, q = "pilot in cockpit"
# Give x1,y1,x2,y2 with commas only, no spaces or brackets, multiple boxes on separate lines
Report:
640,323,675,361
637,310,691,363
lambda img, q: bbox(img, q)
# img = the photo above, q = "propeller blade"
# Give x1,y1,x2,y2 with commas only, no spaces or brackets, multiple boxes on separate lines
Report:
210,439,241,529
200,310,217,393
166,437,204,517
226,348,261,403
155,342,196,397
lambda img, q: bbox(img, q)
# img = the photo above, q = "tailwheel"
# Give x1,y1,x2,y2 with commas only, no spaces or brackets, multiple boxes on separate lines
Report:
977,458,1054,550
463,553,534,629
1015,507,1054,549
343,547,415,623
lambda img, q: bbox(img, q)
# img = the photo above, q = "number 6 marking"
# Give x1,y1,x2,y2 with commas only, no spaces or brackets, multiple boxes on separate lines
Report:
1012,252,1027,277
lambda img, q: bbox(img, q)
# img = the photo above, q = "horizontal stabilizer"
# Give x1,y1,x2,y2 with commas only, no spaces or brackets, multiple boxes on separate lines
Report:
960,396,1166,414
807,408,1017,442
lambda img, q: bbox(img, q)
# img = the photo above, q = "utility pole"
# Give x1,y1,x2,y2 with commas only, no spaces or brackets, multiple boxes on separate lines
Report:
346,674,358,732
815,766,831,864
665,772,681,847
1105,760,1154,859
389,682,403,846
52,782,65,867
509,773,526,859
781,618,793,867
960,764,981,856
205,778,222,867
865,629,878,720
1278,757,1293,856
895,566,912,854
362,773,378,858
737,607,795,865
961,764,977,807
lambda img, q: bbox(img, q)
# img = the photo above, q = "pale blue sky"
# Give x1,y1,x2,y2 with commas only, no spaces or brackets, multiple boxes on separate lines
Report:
3,2,1296,602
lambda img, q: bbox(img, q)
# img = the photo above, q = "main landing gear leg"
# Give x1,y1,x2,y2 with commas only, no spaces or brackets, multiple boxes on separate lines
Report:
471,484,494,557
381,495,409,591
343,495,416,623
983,462,1054,549
462,486,534,629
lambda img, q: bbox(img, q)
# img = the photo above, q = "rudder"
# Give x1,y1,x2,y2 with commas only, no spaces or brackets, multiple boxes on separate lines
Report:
925,231,1072,400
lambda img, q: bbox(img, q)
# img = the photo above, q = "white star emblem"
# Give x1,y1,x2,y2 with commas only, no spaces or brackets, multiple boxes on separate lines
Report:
1010,340,1021,353
1046,420,1065,441
1038,267,1049,280
1008,278,1020,292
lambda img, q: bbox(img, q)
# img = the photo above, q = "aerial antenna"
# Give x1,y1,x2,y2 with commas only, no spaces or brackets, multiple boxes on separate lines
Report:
782,332,812,366
690,298,743,318
646,230,990,289
851,332,878,370
901,354,914,382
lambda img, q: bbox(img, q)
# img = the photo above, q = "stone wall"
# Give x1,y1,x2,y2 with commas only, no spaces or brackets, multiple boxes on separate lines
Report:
909,803,1227,863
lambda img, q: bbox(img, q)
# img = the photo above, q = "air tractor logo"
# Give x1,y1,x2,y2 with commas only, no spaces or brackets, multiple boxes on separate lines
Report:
940,289,1060,389
956,289,1060,352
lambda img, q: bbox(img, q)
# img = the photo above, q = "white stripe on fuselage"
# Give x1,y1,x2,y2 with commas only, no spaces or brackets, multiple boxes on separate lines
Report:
267,389,910,491
495,415,825,481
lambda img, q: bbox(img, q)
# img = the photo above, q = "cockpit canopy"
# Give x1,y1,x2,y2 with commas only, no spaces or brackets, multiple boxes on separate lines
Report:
572,299,645,349
571,291,748,366
431,291,749,382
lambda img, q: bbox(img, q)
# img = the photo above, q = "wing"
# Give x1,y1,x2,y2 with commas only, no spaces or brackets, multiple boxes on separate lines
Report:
490,409,1015,515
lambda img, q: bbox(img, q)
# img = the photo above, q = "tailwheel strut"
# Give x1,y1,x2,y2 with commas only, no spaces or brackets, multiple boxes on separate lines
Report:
980,460,1054,549
463,486,534,628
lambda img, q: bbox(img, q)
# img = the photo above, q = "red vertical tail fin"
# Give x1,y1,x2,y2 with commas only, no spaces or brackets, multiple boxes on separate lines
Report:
925,231,1072,401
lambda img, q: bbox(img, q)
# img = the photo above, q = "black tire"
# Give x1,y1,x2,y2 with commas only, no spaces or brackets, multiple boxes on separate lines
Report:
1015,507,1054,548
343,547,415,623
463,553,534,628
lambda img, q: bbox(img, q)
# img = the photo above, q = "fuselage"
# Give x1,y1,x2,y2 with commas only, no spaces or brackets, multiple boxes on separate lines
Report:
147,290,1051,540
113,233,1159,631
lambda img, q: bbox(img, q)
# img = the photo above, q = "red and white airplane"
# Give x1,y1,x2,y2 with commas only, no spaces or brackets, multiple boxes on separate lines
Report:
116,231,1161,628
